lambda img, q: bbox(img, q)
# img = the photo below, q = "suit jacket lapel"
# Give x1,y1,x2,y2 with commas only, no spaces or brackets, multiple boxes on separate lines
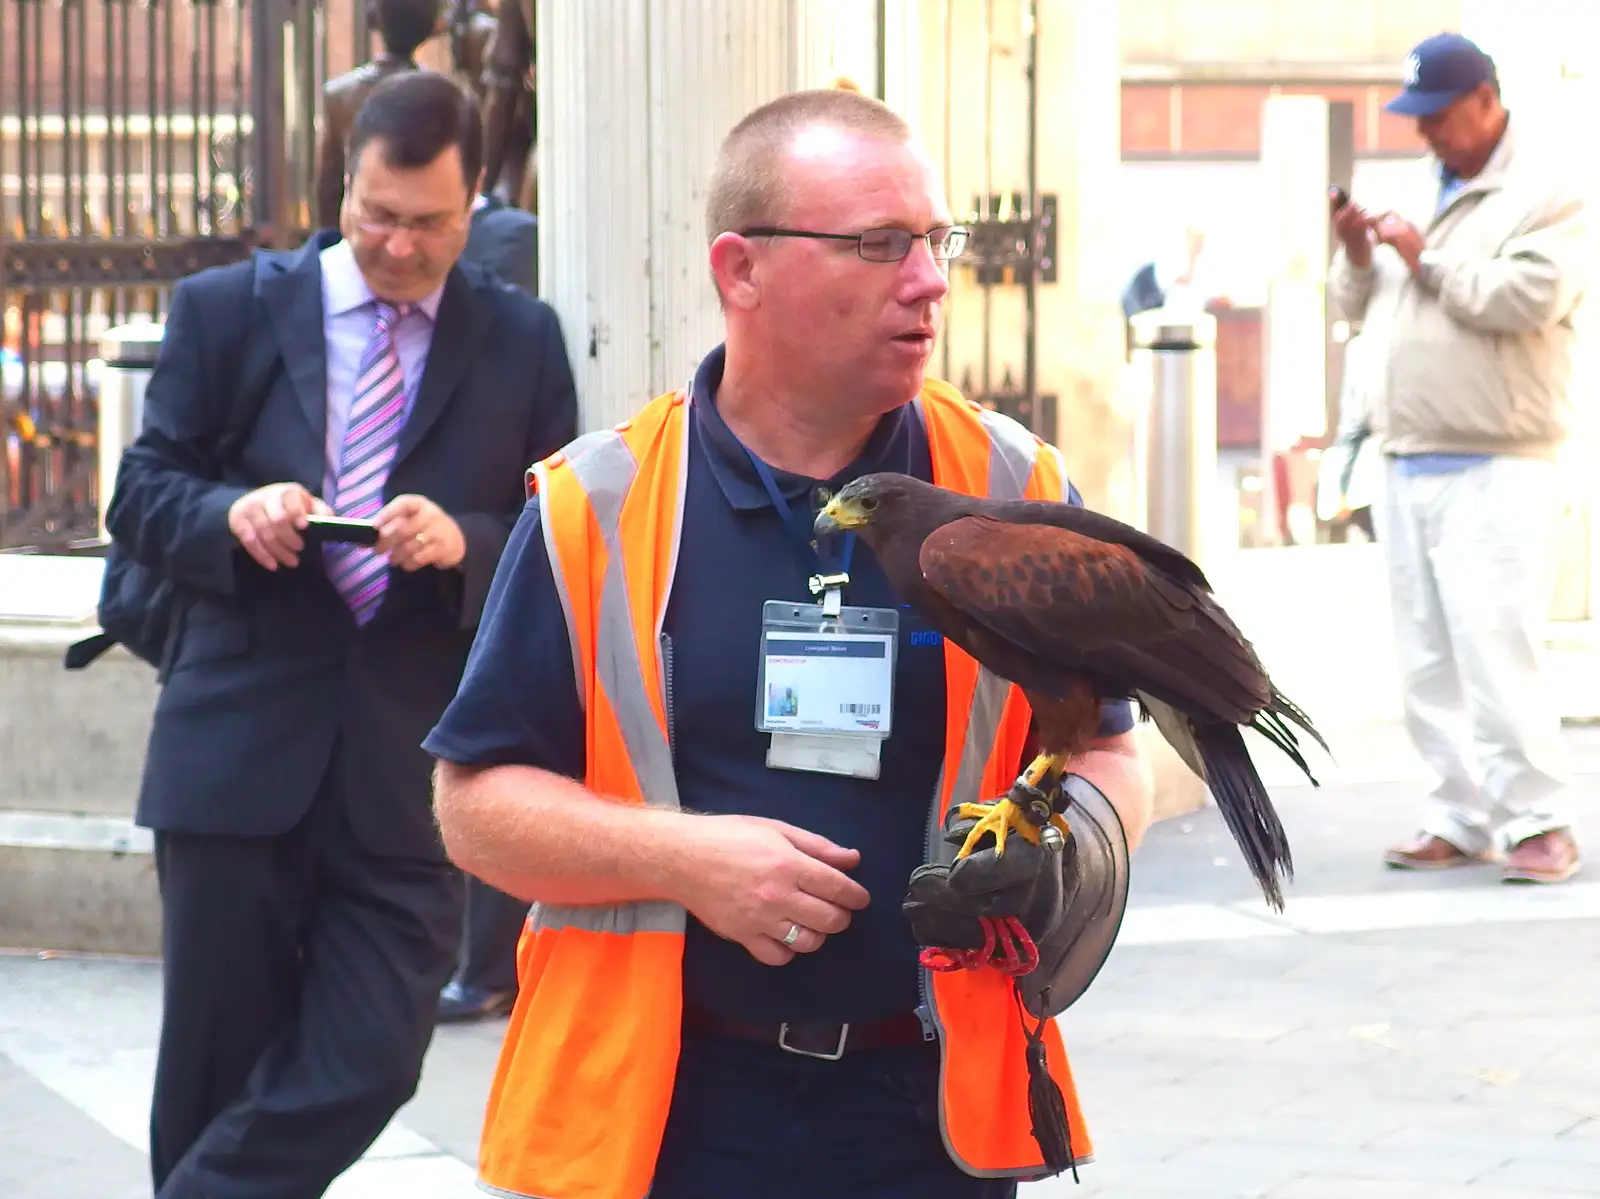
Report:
393,266,489,467
259,233,333,455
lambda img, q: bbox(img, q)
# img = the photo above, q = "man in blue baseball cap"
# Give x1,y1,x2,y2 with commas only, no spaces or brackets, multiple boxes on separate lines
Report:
1327,33,1588,886
1386,32,1498,116
1383,32,1503,180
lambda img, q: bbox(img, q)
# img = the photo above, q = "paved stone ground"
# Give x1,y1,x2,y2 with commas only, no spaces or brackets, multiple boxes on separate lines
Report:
4,728,1598,1197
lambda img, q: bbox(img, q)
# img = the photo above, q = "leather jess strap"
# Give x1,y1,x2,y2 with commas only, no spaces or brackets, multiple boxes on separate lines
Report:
682,1003,929,1060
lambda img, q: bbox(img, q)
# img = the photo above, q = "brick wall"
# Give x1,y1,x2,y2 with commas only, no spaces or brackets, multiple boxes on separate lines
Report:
0,0,364,118
1122,81,1428,158
1215,307,1264,451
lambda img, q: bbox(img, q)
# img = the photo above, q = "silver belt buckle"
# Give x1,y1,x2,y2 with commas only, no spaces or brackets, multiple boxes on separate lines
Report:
778,1022,849,1061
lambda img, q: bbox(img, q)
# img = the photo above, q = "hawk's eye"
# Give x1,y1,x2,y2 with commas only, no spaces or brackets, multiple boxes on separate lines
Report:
861,496,880,512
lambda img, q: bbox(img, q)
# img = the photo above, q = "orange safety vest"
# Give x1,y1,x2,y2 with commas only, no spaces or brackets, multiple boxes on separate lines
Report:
477,379,1093,1199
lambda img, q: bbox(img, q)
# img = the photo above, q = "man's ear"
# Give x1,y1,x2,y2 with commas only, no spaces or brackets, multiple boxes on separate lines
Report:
339,177,360,239
709,232,760,311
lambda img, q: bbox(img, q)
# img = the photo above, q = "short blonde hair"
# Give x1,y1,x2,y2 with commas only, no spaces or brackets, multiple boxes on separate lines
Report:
705,88,912,243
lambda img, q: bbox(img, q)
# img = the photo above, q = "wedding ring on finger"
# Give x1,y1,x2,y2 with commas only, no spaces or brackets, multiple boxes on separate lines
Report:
782,923,801,947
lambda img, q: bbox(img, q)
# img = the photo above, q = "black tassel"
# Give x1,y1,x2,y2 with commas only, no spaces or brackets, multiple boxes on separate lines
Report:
1016,988,1079,1182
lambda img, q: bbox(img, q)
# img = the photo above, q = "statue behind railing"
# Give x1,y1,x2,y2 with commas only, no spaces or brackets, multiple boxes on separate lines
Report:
313,0,537,227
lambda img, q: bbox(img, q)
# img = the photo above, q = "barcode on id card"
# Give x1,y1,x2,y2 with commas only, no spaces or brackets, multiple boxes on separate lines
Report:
840,703,882,715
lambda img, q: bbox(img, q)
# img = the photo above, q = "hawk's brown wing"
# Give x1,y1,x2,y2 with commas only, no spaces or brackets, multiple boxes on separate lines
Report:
917,515,1270,722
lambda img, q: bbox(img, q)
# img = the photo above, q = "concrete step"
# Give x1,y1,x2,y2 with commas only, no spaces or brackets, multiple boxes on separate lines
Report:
1,550,161,955
0,623,159,956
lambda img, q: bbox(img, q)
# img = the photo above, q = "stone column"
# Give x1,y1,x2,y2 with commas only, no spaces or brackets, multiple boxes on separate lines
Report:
536,0,901,431
1257,94,1334,547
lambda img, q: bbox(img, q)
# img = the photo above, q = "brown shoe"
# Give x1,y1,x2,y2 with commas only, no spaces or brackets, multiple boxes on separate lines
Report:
1383,833,1490,871
1503,829,1581,884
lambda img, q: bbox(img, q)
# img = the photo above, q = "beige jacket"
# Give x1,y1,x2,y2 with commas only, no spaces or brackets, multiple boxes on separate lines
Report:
1328,121,1591,459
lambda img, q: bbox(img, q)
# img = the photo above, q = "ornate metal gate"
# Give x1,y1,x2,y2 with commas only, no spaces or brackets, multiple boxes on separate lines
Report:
0,0,276,551
0,0,494,551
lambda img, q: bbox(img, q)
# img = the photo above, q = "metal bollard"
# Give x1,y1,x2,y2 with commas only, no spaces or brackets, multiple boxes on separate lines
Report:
96,322,165,541
1128,309,1218,566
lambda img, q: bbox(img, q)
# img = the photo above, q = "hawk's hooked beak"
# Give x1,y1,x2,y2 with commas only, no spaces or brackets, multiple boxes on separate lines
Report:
814,494,868,537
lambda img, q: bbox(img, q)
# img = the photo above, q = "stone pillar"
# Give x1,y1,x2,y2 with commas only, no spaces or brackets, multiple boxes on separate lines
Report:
536,0,905,432
1258,94,1333,546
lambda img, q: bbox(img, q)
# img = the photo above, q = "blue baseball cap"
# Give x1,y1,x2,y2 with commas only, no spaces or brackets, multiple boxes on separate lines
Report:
1385,33,1497,116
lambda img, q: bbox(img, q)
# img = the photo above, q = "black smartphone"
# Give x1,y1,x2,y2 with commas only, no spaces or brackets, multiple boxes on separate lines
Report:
1329,185,1350,212
303,515,380,546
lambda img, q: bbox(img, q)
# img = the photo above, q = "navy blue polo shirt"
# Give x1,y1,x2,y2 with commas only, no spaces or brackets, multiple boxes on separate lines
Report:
424,345,1133,1024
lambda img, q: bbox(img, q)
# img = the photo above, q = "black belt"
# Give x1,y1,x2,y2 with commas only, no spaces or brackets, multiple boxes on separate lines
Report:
682,1003,930,1060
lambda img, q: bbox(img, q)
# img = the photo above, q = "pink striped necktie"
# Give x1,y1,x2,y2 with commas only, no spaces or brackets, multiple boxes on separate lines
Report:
325,301,408,624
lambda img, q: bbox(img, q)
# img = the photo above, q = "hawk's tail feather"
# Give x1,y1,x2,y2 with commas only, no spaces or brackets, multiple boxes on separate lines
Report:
1249,711,1316,783
1194,722,1293,911
1244,686,1330,788
1269,685,1330,756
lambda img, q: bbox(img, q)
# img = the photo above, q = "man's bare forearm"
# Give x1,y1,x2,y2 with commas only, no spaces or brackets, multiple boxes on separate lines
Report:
432,761,700,906
1072,732,1155,851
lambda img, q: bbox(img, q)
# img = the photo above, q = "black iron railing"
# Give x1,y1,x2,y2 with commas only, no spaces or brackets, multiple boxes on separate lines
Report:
0,0,271,550
0,0,387,552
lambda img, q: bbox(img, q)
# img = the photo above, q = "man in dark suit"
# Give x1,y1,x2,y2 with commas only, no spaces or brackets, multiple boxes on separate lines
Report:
106,71,577,1197
465,191,538,292
432,189,540,1025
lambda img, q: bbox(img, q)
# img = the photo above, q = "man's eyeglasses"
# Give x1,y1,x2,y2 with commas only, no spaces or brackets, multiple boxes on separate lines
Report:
739,225,970,263
350,199,465,241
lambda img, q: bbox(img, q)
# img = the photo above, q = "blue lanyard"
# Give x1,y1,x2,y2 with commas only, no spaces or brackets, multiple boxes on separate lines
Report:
742,445,855,599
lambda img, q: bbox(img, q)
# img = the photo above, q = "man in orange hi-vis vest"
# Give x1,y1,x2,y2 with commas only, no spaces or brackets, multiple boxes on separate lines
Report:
426,87,1156,1199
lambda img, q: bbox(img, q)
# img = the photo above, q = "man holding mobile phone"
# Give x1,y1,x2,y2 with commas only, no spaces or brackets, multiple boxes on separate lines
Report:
1328,33,1587,885
105,71,577,1197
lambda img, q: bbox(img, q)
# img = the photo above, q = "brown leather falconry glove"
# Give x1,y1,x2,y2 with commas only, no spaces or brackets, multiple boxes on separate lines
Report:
901,773,1131,1179
901,773,1131,1017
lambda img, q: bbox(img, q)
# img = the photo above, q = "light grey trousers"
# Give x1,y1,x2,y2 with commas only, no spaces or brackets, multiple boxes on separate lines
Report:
1375,455,1577,855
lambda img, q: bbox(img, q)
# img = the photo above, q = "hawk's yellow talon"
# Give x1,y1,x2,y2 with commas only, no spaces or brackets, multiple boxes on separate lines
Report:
955,797,1042,859
1021,752,1056,790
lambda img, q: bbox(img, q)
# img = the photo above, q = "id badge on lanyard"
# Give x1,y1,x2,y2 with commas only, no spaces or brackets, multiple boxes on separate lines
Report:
738,439,899,779
757,600,899,779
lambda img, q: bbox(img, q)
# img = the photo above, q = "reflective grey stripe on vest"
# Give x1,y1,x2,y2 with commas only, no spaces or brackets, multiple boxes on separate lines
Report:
924,403,1050,864
534,428,686,939
977,406,1039,501
532,429,619,713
